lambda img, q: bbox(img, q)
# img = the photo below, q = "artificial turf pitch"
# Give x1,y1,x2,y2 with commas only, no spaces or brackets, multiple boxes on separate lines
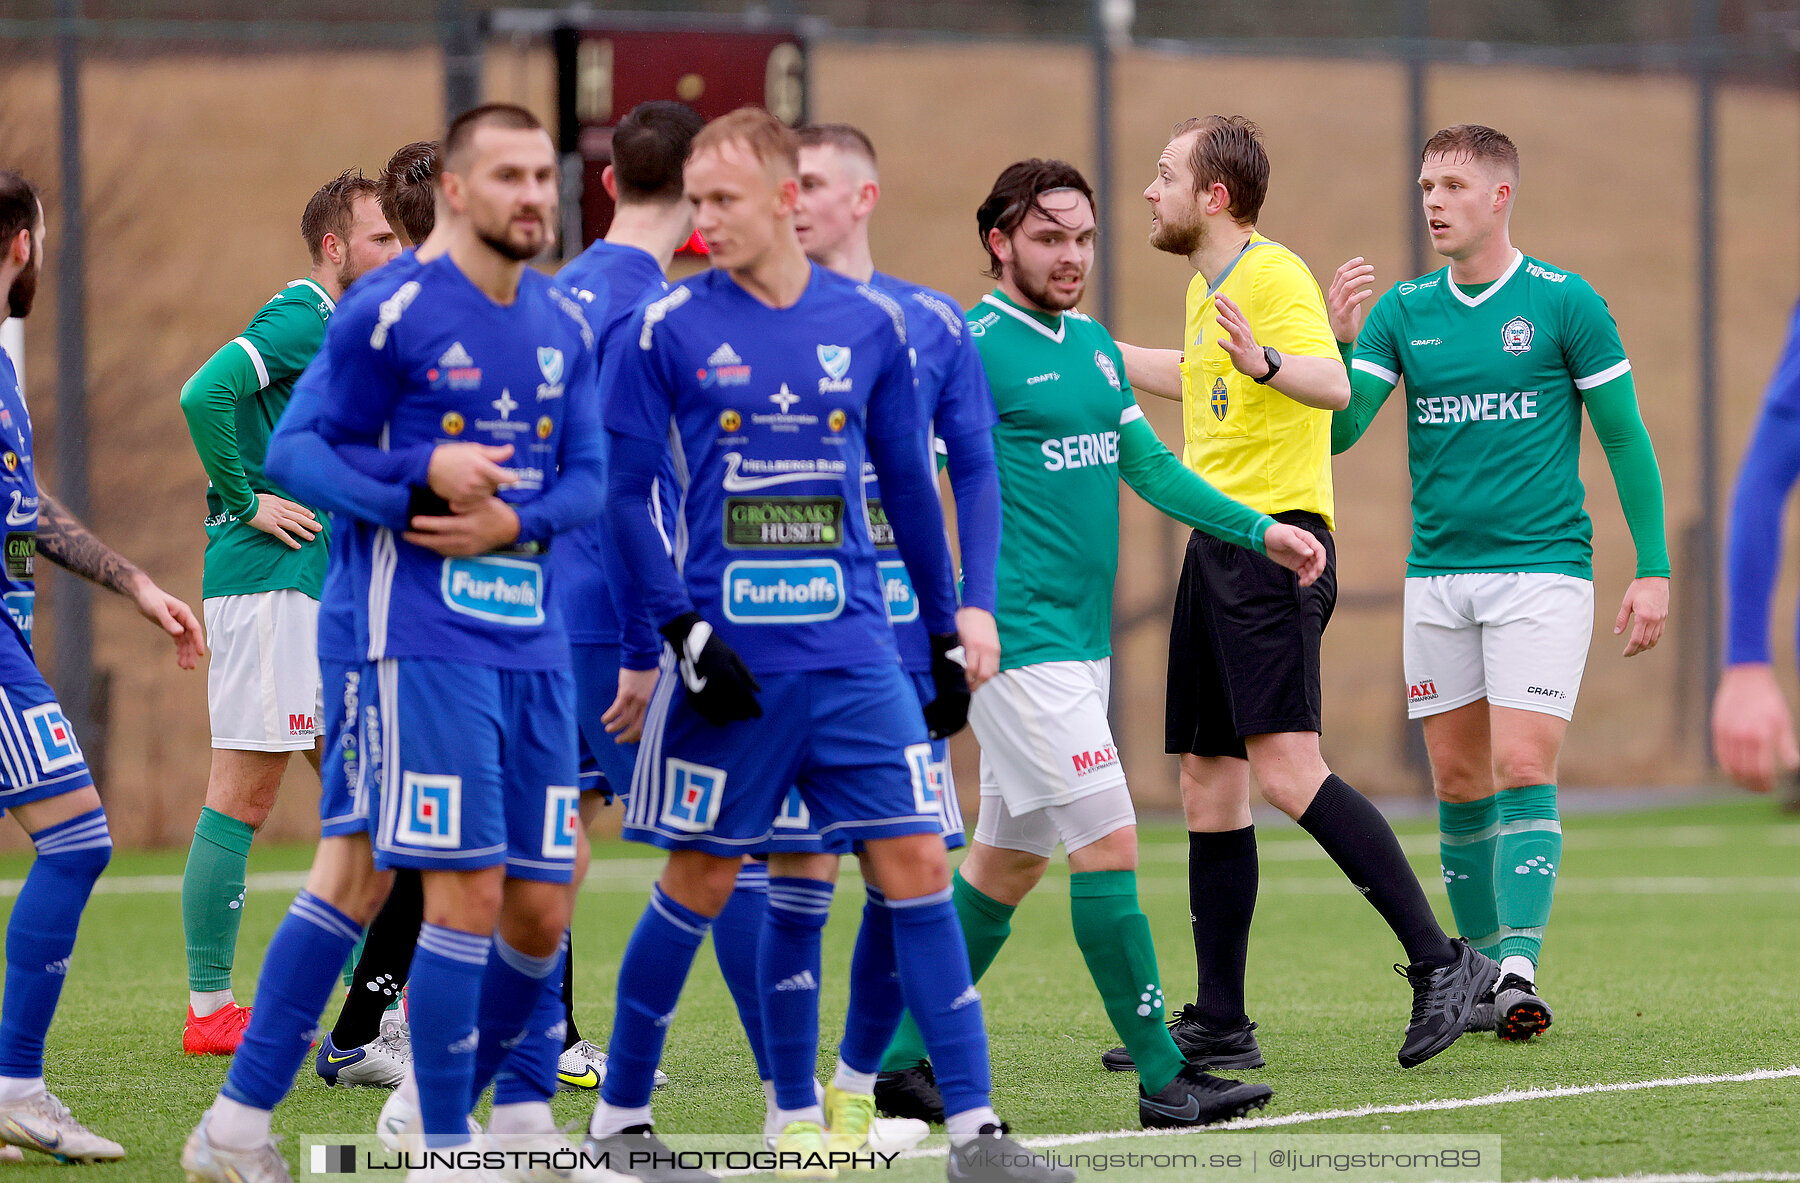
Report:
5,793,1796,1181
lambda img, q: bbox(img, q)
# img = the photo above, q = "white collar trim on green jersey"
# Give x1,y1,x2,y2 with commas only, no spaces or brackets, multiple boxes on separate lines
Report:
288,278,336,312
1447,249,1523,309
981,293,1064,343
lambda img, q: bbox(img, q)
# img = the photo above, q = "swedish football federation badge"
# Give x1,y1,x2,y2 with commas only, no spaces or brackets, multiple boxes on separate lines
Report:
1211,376,1229,421
1502,316,1535,355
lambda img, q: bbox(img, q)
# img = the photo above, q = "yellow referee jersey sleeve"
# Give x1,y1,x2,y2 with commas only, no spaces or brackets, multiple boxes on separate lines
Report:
1178,235,1341,528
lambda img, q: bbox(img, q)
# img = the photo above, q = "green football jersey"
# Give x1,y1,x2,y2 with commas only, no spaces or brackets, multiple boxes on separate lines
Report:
1348,252,1632,579
183,278,333,600
968,290,1143,670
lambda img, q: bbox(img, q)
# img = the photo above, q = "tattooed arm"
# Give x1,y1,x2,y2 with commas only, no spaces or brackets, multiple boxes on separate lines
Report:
38,491,206,670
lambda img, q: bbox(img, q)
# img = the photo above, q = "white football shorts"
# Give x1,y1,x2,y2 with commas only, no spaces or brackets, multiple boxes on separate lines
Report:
970,657,1130,816
1402,572,1594,721
203,589,323,751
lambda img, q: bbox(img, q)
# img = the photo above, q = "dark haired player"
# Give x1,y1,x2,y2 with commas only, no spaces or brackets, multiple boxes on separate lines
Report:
550,98,703,1093
875,158,1318,1131
0,169,205,1162
183,103,606,1182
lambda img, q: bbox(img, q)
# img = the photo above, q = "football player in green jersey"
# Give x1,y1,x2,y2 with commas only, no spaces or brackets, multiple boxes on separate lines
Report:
878,159,1325,1132
176,171,400,1055
1328,124,1670,1042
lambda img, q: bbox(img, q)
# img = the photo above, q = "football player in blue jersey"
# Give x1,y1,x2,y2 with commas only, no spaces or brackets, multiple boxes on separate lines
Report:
1715,298,1800,801
550,99,702,1093
0,170,205,1164
184,105,608,1183
584,108,1071,1183
712,121,1002,1157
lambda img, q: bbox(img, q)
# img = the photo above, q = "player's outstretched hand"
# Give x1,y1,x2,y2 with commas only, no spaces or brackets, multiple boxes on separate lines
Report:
604,666,658,744
130,574,206,670
246,493,321,550
404,496,522,557
1713,663,1800,794
1615,575,1669,656
660,613,761,726
955,606,1000,691
1263,523,1326,587
923,632,972,740
1214,294,1270,380
428,442,518,509
1327,257,1377,345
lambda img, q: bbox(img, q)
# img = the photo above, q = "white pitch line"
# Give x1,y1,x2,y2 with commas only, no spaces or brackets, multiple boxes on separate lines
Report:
881,1066,1800,1161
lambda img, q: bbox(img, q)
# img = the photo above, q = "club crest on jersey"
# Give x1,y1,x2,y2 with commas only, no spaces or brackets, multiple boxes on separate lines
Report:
1211,377,1229,420
537,347,564,385
1501,316,1535,355
1094,350,1121,390
817,345,853,393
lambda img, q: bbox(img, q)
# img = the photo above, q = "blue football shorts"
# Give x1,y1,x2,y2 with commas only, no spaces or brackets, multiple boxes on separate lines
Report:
622,658,942,859
0,668,93,815
760,669,963,855
367,658,580,883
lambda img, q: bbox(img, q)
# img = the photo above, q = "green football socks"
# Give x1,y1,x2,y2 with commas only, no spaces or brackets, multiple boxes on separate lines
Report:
1494,783,1561,968
1069,869,1185,1094
182,806,255,995
1438,796,1502,959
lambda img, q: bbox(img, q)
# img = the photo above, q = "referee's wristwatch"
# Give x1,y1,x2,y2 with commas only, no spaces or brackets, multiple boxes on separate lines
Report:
1251,345,1282,385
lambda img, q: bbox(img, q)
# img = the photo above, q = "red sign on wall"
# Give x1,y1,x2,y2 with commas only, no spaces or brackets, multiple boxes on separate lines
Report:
554,26,808,253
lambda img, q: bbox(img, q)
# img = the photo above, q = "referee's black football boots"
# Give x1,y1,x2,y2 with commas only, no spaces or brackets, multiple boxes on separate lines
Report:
1101,1010,1265,1073
1138,1064,1272,1128
1396,938,1501,1067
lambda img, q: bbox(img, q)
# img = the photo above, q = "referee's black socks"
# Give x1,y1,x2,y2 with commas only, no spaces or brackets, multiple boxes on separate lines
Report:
1298,775,1458,968
1187,826,1258,1028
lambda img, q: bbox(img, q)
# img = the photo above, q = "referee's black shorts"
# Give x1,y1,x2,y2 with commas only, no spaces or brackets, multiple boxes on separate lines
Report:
1165,510,1337,759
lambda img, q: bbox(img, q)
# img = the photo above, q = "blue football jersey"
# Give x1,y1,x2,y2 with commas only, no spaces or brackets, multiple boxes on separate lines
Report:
313,253,604,670
555,239,673,658
606,264,924,673
282,253,428,665
0,350,37,677
864,272,997,673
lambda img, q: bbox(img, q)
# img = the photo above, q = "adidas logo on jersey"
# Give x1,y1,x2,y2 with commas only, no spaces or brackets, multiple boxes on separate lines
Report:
708,343,743,366
439,342,475,368
774,970,818,993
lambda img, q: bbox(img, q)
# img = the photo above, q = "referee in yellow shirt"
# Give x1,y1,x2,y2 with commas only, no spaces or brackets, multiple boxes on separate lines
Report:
1110,115,1495,1073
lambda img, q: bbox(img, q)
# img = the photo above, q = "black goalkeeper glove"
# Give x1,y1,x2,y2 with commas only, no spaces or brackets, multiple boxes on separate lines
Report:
660,612,762,726
923,632,971,740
